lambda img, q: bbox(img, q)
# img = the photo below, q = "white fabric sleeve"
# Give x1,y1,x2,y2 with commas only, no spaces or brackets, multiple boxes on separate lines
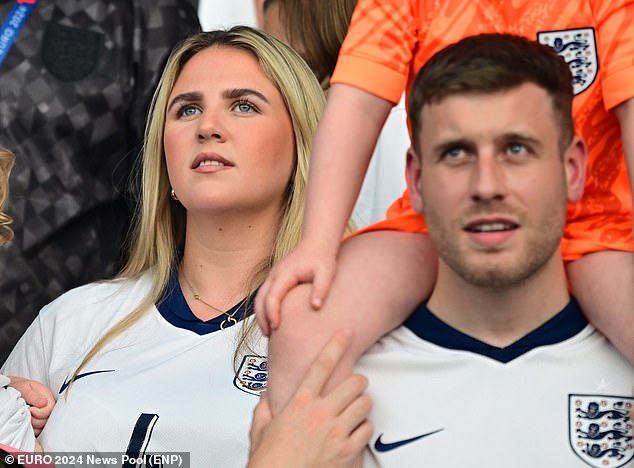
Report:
0,375,36,452
2,315,51,388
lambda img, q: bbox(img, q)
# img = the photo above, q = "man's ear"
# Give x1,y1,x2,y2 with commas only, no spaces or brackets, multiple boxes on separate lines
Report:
406,147,425,214
564,136,587,203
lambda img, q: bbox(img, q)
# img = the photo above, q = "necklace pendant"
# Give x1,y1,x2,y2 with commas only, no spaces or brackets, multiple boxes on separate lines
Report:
220,316,238,330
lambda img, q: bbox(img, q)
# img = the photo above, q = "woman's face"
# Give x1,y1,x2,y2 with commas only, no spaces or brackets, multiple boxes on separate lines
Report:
164,46,295,218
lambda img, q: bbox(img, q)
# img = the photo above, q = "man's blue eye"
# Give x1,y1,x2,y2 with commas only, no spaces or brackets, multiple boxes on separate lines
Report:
446,148,464,158
508,143,525,154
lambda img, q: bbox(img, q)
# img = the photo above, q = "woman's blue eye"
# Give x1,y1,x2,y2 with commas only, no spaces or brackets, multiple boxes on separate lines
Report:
235,101,255,113
177,105,201,118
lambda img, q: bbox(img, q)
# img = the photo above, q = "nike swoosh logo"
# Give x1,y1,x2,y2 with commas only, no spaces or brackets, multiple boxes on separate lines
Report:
374,428,444,452
58,369,115,394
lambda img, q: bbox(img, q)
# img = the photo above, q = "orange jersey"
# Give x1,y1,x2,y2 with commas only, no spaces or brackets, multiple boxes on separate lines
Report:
332,0,634,260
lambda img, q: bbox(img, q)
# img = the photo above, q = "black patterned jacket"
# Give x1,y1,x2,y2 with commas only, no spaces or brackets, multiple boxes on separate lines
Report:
0,0,200,359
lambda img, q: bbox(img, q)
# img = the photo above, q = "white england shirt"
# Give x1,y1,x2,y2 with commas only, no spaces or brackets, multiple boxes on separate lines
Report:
357,300,634,468
2,271,266,467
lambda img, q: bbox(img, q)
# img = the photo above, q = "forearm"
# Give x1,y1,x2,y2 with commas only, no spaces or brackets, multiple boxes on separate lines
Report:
302,84,393,251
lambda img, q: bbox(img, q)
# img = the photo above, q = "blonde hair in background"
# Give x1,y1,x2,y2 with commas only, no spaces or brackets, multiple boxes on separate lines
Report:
0,148,15,246
72,26,326,383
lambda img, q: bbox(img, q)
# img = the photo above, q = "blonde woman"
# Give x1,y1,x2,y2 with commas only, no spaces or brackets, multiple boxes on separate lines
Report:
2,27,367,466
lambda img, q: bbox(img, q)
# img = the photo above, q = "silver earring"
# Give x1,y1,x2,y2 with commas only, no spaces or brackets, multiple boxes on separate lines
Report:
170,189,178,200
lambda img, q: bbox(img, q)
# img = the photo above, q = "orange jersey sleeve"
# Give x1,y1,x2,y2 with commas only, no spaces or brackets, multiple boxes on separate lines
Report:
331,0,420,104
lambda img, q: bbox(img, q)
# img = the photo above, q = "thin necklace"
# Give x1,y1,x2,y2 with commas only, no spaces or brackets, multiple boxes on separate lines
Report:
180,268,243,330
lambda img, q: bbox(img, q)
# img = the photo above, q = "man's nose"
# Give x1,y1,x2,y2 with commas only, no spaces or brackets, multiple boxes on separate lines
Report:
470,154,508,203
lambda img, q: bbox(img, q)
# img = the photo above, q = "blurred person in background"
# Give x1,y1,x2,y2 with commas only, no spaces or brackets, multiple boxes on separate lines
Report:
0,0,200,361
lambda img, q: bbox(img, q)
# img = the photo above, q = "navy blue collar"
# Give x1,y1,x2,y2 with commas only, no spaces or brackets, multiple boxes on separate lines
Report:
404,299,587,363
156,269,254,335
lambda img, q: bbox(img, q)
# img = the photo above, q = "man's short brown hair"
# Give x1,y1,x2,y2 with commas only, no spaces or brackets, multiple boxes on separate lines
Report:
408,33,574,155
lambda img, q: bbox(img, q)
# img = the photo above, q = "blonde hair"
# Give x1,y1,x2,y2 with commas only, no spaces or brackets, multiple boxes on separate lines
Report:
74,27,326,380
0,148,15,246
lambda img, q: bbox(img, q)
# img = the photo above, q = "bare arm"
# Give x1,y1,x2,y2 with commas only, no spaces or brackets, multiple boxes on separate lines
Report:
302,83,393,261
256,84,393,327
267,231,437,413
568,251,634,362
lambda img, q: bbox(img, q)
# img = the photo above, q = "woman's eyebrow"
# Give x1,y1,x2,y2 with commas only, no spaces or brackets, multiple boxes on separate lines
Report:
223,88,269,103
167,91,203,112
167,88,269,112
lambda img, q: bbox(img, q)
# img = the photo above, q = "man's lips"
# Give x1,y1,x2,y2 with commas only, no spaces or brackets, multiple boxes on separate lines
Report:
464,218,519,246
464,221,518,233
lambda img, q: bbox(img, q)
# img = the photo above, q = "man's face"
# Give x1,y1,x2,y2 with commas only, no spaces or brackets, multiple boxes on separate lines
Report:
407,83,585,288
